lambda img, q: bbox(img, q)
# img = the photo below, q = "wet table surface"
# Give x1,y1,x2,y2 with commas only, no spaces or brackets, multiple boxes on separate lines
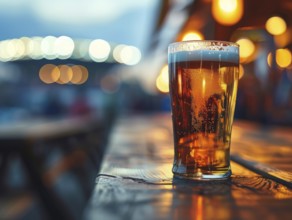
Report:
84,113,292,220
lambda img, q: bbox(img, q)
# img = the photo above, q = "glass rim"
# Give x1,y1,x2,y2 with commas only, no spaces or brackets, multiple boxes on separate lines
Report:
168,40,239,55
168,40,239,63
168,40,239,48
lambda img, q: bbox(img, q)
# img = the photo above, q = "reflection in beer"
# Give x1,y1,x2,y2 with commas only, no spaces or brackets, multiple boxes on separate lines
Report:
178,69,182,97
202,78,206,97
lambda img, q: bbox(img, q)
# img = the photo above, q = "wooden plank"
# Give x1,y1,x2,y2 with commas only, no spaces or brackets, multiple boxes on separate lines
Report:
84,114,292,220
85,165,292,220
231,121,292,172
230,121,292,188
231,154,292,188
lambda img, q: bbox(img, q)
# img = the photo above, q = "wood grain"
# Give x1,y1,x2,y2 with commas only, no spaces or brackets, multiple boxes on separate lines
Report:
84,114,292,220
231,154,292,188
231,121,292,172
85,172,292,220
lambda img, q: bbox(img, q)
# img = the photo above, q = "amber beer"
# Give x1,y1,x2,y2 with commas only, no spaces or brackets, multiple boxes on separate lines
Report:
168,41,239,180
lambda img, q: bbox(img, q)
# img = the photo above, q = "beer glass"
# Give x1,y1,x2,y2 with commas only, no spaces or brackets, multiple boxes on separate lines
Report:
168,40,239,180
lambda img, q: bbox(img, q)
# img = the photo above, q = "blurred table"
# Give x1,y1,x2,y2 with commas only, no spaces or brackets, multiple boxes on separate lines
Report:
0,115,102,220
84,113,292,220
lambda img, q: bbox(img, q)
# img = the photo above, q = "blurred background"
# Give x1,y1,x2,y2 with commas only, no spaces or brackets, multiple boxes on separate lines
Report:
0,0,291,124
0,0,291,219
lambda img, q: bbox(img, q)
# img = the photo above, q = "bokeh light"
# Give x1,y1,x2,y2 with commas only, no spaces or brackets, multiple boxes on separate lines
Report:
219,0,237,12
239,64,244,79
113,44,126,63
20,37,32,58
0,40,11,62
276,48,292,68
41,36,58,60
71,65,88,84
119,45,141,65
0,39,25,61
39,64,60,84
267,52,273,67
156,65,169,93
27,37,43,60
89,39,111,62
11,39,26,60
267,49,292,69
57,65,73,84
0,36,141,64
70,65,83,84
265,16,287,36
182,31,204,41
236,38,255,63
39,64,88,85
212,0,243,26
55,36,75,59
113,44,142,65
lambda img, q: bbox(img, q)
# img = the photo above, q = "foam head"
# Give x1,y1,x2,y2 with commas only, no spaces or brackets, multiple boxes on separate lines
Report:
168,40,239,64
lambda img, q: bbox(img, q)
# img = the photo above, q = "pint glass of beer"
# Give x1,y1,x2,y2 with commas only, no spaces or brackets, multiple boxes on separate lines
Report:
168,40,239,180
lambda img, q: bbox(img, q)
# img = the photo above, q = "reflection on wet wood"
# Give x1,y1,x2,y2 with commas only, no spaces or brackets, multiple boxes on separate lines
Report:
84,114,292,220
85,173,292,220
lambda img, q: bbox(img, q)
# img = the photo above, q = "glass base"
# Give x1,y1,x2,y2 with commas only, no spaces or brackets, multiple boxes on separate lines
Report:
172,166,232,181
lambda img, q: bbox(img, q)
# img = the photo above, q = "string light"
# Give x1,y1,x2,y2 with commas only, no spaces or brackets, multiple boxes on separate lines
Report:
0,36,142,65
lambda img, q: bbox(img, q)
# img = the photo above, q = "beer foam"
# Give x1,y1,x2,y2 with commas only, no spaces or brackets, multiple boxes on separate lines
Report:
168,41,239,64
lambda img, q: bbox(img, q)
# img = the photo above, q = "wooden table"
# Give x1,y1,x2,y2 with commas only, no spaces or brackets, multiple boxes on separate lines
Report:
84,113,292,220
0,115,103,220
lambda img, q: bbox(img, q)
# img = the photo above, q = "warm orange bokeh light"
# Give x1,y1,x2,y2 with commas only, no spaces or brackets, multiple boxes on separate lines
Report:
267,49,292,69
182,31,204,41
76,65,89,84
39,64,60,84
57,65,73,84
156,65,169,93
239,64,244,79
236,38,255,63
267,52,273,67
39,64,88,85
265,16,287,36
276,49,292,68
212,0,243,26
